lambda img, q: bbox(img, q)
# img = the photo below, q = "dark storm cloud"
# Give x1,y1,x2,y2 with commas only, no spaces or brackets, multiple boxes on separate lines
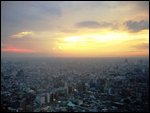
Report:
124,20,149,32
75,21,112,28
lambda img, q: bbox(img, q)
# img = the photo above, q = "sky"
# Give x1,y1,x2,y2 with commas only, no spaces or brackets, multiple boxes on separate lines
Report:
1,1,149,58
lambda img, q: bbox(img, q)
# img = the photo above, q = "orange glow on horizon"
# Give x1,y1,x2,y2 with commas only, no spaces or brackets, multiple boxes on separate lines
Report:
1,47,35,53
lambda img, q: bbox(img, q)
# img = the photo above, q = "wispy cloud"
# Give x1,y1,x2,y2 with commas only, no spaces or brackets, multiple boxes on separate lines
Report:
76,21,100,28
60,29,78,33
10,31,34,38
124,20,149,32
75,21,112,29
132,43,149,49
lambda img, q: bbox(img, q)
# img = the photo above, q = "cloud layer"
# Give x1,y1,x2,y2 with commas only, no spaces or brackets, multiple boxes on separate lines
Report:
1,1,149,57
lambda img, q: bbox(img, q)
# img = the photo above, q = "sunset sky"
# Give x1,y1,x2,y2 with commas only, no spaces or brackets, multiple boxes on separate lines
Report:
1,1,149,57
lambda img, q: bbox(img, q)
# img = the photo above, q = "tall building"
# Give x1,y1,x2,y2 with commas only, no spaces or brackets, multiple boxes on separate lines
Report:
50,93,54,102
35,94,46,106
46,93,50,104
19,94,34,112
68,86,73,94
76,82,86,92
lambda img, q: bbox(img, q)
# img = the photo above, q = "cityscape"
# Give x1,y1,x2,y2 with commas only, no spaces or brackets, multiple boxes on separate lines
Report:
1,1,149,112
1,57,149,112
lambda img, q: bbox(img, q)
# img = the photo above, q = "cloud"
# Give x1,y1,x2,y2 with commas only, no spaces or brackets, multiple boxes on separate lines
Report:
132,43,149,49
124,20,149,32
1,1,61,21
75,21,112,28
10,31,34,38
1,1,62,34
76,21,100,28
134,1,149,13
60,29,78,33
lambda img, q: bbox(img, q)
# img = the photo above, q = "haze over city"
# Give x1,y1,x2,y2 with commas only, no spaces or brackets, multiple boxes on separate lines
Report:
1,1,149,58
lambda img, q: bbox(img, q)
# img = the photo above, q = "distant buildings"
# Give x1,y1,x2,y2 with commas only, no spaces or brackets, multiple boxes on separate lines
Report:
1,58,149,112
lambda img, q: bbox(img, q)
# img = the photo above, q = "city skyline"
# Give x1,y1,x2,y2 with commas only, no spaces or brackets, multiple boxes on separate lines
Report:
1,1,149,58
